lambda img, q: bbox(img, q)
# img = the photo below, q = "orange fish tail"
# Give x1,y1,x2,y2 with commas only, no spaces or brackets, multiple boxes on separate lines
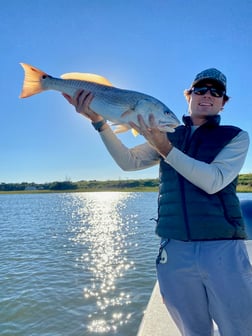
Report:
19,63,48,98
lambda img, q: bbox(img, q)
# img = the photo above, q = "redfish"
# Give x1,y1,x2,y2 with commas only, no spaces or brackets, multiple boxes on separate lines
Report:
19,63,180,134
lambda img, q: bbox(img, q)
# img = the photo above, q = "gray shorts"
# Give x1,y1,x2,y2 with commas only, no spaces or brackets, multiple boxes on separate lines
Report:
156,239,252,336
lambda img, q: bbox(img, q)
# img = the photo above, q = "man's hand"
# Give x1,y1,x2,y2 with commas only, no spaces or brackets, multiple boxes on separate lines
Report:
62,89,103,123
129,114,173,158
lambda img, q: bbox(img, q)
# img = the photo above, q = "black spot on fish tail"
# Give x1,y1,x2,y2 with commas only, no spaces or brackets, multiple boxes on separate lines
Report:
42,75,52,79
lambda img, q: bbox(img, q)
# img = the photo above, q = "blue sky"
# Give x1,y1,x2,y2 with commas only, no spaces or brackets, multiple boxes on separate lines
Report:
1,0,252,183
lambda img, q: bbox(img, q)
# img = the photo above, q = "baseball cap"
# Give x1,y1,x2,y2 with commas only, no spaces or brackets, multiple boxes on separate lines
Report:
191,68,227,91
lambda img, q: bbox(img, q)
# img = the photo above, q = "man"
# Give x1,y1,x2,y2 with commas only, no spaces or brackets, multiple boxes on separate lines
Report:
63,68,252,336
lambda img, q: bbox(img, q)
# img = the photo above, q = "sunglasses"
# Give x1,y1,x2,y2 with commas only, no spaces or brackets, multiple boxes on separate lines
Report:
192,86,225,98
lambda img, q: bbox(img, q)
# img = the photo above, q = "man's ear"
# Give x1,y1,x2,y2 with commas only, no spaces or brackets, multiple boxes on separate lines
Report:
221,98,228,110
219,101,226,112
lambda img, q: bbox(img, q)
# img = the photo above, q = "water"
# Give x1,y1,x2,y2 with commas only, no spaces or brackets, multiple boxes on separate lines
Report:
0,192,160,336
1,192,252,336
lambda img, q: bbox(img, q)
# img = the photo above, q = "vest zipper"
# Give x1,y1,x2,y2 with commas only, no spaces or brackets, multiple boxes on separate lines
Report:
179,125,195,241
178,174,191,241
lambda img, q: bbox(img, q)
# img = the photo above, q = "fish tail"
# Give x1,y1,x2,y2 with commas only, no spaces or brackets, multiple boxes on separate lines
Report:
19,63,48,98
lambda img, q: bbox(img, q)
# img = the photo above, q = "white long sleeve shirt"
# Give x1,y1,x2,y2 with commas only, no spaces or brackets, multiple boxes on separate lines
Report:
99,126,249,195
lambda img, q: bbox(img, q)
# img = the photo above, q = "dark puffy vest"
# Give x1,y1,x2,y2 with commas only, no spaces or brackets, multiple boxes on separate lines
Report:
156,115,246,241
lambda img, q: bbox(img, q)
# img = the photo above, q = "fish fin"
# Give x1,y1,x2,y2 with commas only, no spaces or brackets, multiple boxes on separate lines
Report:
113,125,139,136
19,63,47,98
120,109,134,118
113,124,131,134
60,72,113,87
131,129,139,137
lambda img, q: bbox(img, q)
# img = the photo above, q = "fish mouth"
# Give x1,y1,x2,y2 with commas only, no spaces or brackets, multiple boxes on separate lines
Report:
158,120,180,128
158,123,179,133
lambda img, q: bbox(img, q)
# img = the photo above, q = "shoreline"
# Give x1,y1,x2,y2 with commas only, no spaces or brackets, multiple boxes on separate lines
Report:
0,187,252,194
0,187,159,195
0,186,252,195
1,175,252,194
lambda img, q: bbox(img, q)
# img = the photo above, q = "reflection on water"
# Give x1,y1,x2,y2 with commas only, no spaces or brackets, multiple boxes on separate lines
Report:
68,192,138,333
1,191,159,336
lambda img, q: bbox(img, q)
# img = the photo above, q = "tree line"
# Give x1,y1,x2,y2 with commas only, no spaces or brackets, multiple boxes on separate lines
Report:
0,179,159,192
0,174,251,192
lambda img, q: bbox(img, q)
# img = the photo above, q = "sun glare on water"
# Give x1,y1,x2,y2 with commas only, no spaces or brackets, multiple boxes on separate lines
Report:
67,192,138,333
